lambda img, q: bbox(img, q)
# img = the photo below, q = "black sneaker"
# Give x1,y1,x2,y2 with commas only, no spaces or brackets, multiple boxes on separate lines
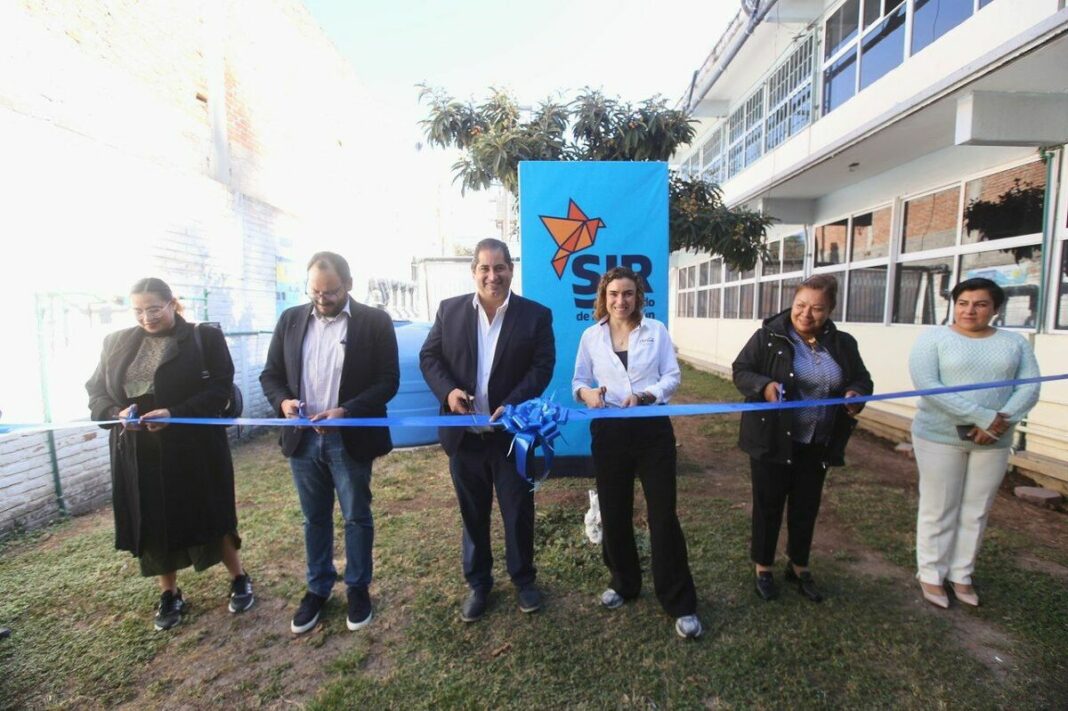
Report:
154,588,187,631
517,585,543,613
290,591,328,634
460,588,488,623
785,565,823,603
228,573,255,613
346,587,373,631
755,571,778,601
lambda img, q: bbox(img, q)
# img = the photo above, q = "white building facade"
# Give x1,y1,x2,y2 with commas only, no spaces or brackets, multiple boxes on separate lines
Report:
670,0,1068,491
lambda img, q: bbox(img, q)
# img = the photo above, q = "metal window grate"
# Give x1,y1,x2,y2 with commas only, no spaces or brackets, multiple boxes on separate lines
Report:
766,35,815,151
701,128,722,166
767,35,814,108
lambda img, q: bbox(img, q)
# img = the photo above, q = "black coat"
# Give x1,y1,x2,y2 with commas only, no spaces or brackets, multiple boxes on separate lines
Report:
732,310,873,466
419,293,555,456
259,299,399,461
85,315,237,555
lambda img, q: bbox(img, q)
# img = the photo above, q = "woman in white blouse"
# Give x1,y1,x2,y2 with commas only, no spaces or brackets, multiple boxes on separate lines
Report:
572,267,702,639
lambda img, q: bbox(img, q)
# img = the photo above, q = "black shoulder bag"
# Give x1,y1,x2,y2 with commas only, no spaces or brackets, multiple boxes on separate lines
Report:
191,322,244,420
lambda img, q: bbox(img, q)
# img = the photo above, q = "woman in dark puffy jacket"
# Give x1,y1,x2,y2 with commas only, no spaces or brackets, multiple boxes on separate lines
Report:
732,275,872,603
86,277,253,631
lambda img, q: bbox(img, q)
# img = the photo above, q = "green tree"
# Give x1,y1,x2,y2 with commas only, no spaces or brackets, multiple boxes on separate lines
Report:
419,85,773,269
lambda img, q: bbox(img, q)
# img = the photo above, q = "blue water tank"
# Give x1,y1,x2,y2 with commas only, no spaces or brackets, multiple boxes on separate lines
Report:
388,321,440,447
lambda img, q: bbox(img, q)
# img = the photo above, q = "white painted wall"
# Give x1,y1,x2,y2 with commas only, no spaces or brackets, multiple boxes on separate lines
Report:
0,0,380,534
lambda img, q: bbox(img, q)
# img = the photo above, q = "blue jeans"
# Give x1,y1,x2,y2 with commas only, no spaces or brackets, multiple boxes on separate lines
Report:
289,432,374,597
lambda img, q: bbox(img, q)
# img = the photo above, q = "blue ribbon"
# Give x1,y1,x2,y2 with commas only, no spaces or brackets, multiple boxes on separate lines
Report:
2,373,1064,439
497,398,569,491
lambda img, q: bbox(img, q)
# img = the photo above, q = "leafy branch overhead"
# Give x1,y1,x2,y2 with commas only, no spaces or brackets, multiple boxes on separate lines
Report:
418,85,773,269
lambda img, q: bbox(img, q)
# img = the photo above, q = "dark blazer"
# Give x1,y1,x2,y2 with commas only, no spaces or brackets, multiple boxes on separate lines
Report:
85,314,237,555
732,310,873,467
259,298,399,462
419,292,555,456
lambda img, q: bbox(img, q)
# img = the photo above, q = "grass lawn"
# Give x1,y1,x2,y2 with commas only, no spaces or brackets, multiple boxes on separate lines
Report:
1,363,1065,708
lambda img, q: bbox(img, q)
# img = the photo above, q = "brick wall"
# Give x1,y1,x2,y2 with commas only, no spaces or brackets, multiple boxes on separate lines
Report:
0,0,372,535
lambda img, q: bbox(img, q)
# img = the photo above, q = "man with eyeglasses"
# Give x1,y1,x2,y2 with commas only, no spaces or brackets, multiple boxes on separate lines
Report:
260,251,399,634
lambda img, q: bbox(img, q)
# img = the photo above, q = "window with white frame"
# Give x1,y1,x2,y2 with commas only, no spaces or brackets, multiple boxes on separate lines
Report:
706,257,723,319
822,0,861,113
676,264,698,317
823,0,997,115
813,205,893,323
678,258,725,320
825,0,861,61
814,219,848,268
1056,158,1068,331
901,185,959,253
742,91,764,168
1056,233,1068,330
685,155,700,179
912,0,977,56
700,257,723,319
726,105,746,178
758,232,807,317
893,254,955,325
859,2,906,91
687,1,998,184
701,127,725,185
895,159,1047,328
689,33,817,187
846,207,892,322
959,161,1046,328
766,36,815,151
721,263,757,319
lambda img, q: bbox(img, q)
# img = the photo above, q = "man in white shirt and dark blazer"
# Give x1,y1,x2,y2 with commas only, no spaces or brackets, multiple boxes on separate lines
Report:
419,238,555,622
260,251,399,635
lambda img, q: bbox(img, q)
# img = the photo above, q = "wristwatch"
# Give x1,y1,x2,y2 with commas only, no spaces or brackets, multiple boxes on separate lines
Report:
637,391,655,406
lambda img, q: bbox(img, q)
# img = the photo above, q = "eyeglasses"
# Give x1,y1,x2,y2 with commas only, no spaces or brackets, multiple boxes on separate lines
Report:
307,286,346,301
132,305,170,319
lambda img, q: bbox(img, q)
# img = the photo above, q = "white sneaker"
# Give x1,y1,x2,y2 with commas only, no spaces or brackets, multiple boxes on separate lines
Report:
600,588,624,609
675,614,703,639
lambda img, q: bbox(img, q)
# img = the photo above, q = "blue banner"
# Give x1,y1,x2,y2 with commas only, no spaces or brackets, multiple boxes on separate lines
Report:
518,161,669,470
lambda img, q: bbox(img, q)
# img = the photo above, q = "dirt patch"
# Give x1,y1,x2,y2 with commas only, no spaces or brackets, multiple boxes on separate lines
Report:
115,597,353,708
114,580,421,709
2,509,112,557
20,400,1063,708
668,400,1035,680
377,497,454,516
1014,552,1068,580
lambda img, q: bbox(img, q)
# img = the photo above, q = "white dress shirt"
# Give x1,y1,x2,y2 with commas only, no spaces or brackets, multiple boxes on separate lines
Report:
300,300,351,415
472,291,511,416
571,317,680,407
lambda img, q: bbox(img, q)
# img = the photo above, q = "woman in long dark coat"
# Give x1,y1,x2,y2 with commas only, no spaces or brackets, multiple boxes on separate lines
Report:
86,277,253,630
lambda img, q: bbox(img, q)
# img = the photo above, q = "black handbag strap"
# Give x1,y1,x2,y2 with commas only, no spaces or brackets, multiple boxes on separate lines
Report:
191,323,211,380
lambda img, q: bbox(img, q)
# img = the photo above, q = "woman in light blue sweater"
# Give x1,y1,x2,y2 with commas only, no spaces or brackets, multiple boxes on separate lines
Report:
908,278,1040,609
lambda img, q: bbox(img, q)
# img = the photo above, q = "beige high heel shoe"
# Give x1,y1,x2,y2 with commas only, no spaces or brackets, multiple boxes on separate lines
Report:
949,582,979,607
919,581,949,609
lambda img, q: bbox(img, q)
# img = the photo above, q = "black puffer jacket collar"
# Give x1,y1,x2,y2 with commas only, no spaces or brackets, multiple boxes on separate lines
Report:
761,308,840,343
731,311,873,467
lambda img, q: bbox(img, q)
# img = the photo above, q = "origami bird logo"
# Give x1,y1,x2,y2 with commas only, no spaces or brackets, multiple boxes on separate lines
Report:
539,199,607,278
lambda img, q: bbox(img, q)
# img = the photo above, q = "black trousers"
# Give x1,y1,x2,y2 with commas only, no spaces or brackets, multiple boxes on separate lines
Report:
449,431,536,591
749,442,828,567
591,417,697,617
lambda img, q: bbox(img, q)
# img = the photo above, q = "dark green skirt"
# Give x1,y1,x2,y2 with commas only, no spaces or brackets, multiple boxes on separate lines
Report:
138,534,239,578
